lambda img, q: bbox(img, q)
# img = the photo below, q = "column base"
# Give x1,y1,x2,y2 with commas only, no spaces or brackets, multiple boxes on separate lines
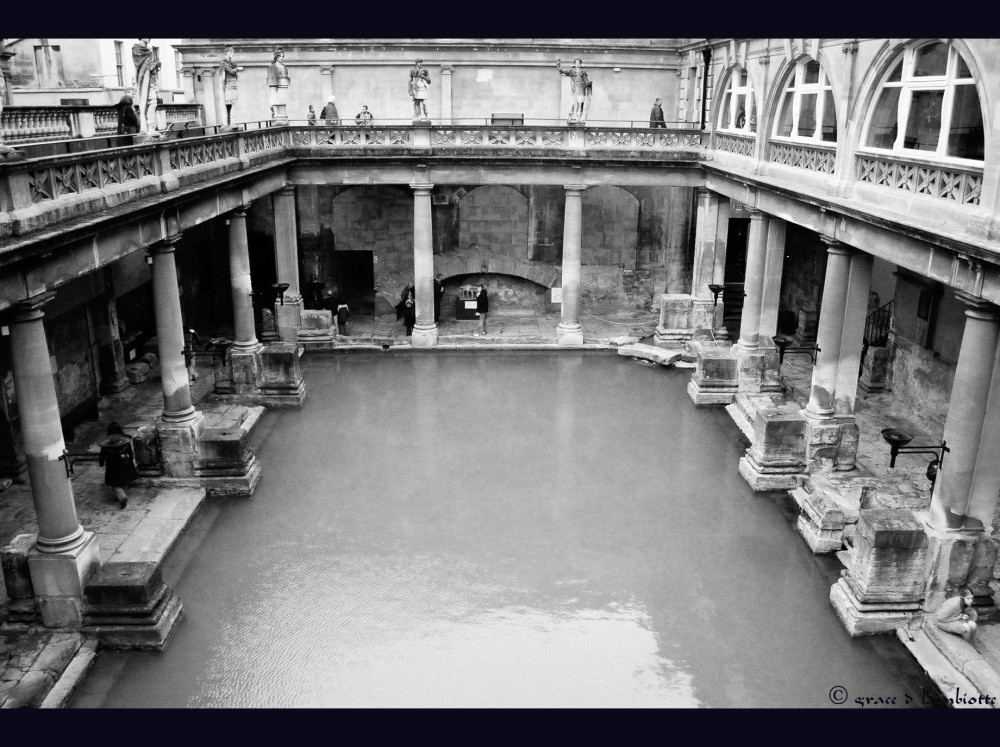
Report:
157,411,206,478
921,523,999,617
737,453,803,491
687,344,739,406
410,323,439,347
790,484,847,553
557,323,584,346
27,532,101,628
830,577,922,637
686,378,737,406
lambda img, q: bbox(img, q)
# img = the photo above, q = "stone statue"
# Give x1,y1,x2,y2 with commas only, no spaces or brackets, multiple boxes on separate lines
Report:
266,48,290,120
934,588,978,642
219,45,243,126
557,57,592,125
408,59,431,121
132,39,162,135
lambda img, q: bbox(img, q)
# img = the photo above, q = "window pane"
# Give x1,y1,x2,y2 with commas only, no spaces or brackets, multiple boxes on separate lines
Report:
798,93,818,136
866,85,900,149
735,94,746,128
821,90,837,142
904,90,943,151
955,54,972,79
803,60,820,84
886,59,902,82
947,84,984,159
739,68,747,86
914,42,947,76
776,93,793,136
718,91,732,128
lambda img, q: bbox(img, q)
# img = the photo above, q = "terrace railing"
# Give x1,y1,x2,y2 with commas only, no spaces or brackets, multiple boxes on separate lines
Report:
1,103,204,144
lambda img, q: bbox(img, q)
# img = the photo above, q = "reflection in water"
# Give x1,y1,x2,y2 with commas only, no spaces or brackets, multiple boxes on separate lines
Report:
72,352,932,709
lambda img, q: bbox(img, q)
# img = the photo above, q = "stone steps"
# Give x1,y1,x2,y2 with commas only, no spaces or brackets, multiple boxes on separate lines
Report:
897,626,994,708
0,631,94,709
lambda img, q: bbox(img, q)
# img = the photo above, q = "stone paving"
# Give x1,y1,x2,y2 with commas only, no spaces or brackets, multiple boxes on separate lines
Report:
0,313,996,706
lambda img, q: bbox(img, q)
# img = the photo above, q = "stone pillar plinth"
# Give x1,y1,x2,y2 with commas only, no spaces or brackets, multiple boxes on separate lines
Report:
804,239,853,421
557,185,586,345
759,218,786,340
8,293,100,627
298,309,336,351
830,509,926,636
440,65,454,124
735,396,807,491
272,186,303,342
258,342,306,407
929,294,1000,531
150,237,196,423
921,526,999,619
687,344,738,406
792,309,818,346
735,210,768,351
858,344,891,393
805,417,860,474
410,183,438,347
95,293,129,394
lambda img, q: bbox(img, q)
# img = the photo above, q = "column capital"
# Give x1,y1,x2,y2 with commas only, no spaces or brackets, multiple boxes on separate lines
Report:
320,66,334,75
696,187,714,198
150,234,183,255
181,68,196,79
231,202,252,217
954,290,1000,320
275,185,296,197
9,291,57,323
819,235,853,254
409,183,435,195
199,68,216,78
440,64,455,74
563,184,588,194
746,208,767,221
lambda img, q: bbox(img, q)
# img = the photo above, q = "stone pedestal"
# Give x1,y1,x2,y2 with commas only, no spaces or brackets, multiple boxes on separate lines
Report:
227,344,263,396
731,395,807,491
804,417,861,473
299,309,336,351
274,299,302,343
157,412,206,479
831,509,927,636
858,345,891,393
258,342,306,407
791,473,874,554
922,525,999,618
687,344,738,405
27,533,101,628
792,309,818,346
83,560,184,650
654,294,724,347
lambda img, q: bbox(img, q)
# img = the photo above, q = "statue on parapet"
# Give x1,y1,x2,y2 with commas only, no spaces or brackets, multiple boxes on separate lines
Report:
220,45,243,126
408,59,431,121
557,57,592,125
132,38,162,135
935,588,978,643
267,48,290,121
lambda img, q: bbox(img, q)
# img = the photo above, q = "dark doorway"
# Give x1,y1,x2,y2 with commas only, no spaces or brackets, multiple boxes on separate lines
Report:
331,251,375,315
723,216,750,336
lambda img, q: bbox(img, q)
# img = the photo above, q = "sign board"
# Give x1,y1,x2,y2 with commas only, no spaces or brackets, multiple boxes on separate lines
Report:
550,287,562,304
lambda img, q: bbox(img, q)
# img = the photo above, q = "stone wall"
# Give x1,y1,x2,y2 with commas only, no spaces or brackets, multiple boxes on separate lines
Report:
889,333,953,435
46,309,94,420
459,186,529,259
581,186,639,268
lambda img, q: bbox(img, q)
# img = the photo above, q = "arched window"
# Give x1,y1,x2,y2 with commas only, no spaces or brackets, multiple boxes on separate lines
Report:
772,59,837,143
716,67,757,133
863,41,983,161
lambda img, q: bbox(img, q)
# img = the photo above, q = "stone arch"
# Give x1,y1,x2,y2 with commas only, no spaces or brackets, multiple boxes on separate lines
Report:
581,185,640,269
457,185,529,259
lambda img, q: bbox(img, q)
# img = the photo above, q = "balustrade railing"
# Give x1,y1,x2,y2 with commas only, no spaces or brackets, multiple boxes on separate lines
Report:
714,132,756,158
769,141,836,175
856,152,982,206
0,103,204,144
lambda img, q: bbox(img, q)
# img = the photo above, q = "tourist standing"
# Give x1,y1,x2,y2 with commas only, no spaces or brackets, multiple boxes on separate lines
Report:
649,97,666,128
434,273,445,324
475,283,489,336
307,105,317,125
320,95,340,125
99,422,138,510
403,290,416,336
115,94,139,135
355,105,373,126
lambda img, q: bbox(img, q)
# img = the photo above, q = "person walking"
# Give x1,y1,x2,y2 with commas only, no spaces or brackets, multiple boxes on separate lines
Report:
475,282,489,336
320,95,340,125
434,273,445,325
115,94,139,135
403,290,416,336
99,422,138,509
649,97,666,128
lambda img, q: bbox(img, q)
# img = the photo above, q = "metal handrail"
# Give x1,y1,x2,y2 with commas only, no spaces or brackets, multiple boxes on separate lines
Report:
288,117,699,128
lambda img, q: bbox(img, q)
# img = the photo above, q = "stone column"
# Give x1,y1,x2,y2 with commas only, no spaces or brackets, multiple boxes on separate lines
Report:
199,69,218,126
320,67,334,103
227,204,264,395
735,210,769,350
557,185,586,345
181,69,196,114
691,188,721,302
8,293,100,627
967,342,1000,529
272,186,303,343
410,184,438,347
440,66,454,125
833,250,874,418
803,239,853,420
759,218,786,339
150,237,196,423
929,294,1000,530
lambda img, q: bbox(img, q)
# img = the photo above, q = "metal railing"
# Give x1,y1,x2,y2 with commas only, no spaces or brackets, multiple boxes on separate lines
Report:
860,299,893,377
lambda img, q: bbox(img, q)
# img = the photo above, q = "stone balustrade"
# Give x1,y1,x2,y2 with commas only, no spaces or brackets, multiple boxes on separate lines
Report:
856,151,983,206
1,104,204,144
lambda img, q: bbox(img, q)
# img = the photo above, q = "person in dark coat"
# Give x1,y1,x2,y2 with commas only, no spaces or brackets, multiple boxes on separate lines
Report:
434,273,445,324
403,290,416,336
99,422,138,509
475,282,489,336
396,283,414,321
649,97,666,128
116,94,139,135
320,96,340,125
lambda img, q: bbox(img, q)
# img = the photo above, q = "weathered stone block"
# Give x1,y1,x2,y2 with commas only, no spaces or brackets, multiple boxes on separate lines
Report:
696,348,738,384
124,362,151,384
2,534,36,600
85,561,164,607
618,343,681,367
846,509,927,605
658,294,693,329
